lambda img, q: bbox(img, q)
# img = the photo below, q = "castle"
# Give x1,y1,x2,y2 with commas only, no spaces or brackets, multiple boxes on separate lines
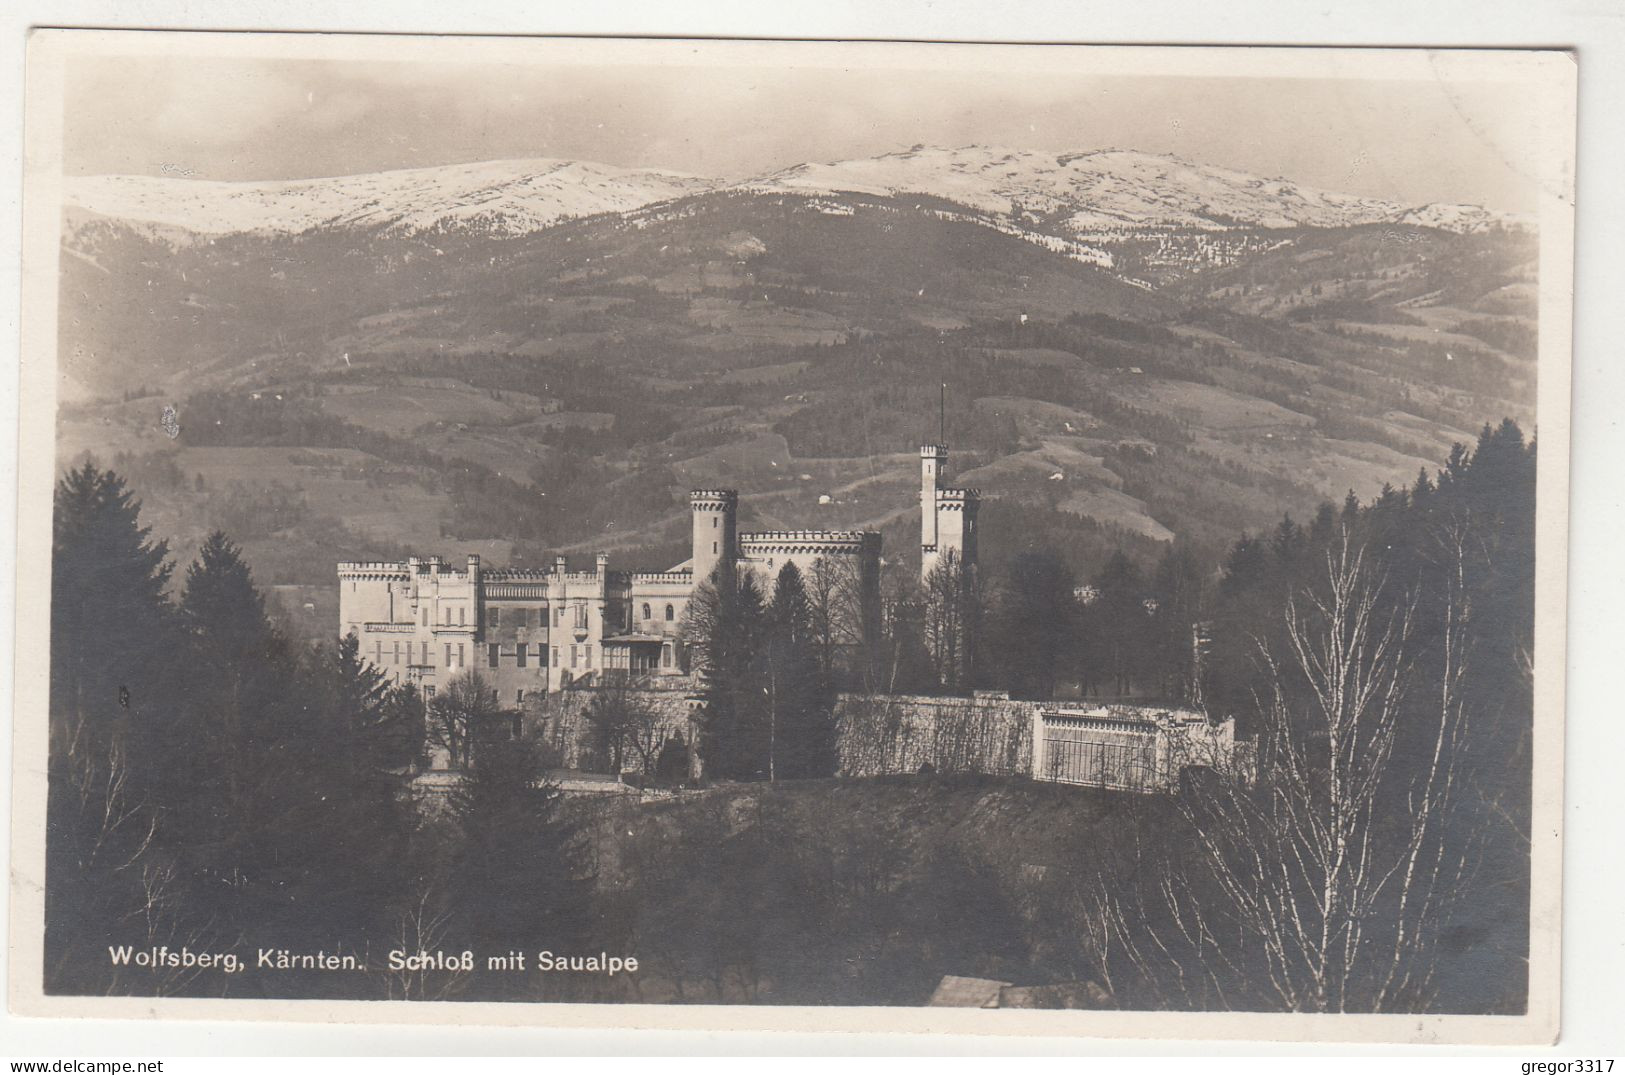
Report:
337,445,979,705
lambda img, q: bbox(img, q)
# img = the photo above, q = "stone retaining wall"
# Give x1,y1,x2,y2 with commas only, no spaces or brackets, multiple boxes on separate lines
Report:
833,693,1034,777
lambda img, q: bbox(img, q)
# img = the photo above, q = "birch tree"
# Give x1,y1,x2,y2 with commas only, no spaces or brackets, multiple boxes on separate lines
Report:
1164,530,1479,1012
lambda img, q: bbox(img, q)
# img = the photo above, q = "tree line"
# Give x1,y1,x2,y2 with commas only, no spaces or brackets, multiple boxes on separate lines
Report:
44,417,1535,1011
46,464,595,1000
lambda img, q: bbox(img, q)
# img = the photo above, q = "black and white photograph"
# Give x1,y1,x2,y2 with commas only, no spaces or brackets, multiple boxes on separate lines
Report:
10,31,1575,1041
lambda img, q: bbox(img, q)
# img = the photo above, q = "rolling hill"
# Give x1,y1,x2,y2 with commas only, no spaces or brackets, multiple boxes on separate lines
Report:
54,149,1539,639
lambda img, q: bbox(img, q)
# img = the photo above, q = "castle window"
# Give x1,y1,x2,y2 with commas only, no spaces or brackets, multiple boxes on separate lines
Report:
424,685,436,701
557,607,565,625
393,641,400,664
374,641,382,666
445,607,452,626
516,690,525,704
712,542,718,554
570,646,579,668
584,646,592,666
713,517,718,529
665,604,675,621
516,644,527,669
422,608,429,627
642,602,651,620
488,644,499,669
459,607,465,627
490,608,500,628
457,643,465,667
445,643,453,666
551,647,559,668
662,644,673,668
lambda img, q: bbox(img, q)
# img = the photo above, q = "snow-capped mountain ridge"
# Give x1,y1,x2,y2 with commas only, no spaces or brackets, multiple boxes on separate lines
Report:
63,145,1523,241
64,157,712,238
755,145,1520,235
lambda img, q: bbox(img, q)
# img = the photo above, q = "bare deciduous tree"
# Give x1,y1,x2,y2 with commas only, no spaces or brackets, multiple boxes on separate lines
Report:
428,670,503,770
1151,530,1480,1012
583,678,665,779
921,551,982,692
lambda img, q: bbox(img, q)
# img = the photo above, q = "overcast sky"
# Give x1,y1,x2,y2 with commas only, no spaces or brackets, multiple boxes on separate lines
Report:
62,51,1550,212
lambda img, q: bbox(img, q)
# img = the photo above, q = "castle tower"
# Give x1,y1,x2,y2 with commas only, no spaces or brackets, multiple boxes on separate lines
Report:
920,445,946,557
690,489,739,589
921,445,980,582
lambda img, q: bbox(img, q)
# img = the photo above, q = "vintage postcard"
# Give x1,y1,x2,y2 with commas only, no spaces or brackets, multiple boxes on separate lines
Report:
10,31,1575,1042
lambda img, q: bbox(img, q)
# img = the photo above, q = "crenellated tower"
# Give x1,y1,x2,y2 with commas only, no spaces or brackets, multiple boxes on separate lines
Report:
690,489,739,590
920,444,980,582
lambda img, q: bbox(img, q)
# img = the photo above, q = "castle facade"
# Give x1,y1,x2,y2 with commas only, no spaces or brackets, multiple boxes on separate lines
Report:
337,446,977,704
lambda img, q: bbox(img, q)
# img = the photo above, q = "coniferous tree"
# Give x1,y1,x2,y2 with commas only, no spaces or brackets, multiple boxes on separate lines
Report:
324,630,426,772
690,571,769,780
288,633,422,937
988,551,1076,700
51,463,177,724
1080,551,1151,698
449,730,593,983
1148,542,1211,702
164,531,297,924
46,465,182,993
765,563,836,779
180,531,269,660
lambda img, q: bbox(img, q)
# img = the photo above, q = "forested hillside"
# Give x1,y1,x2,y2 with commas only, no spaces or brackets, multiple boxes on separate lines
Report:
59,168,1537,647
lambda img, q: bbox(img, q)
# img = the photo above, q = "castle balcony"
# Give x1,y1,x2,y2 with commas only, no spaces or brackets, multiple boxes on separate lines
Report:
484,583,551,599
361,622,417,634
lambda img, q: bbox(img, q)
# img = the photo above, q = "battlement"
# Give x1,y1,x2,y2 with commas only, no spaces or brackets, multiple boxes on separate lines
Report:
337,561,410,577
628,571,697,583
741,529,877,546
920,444,948,458
936,486,980,501
689,489,738,503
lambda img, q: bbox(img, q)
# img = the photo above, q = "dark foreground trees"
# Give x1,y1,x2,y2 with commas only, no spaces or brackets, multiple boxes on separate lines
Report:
688,563,838,781
448,729,594,963
1068,421,1537,1013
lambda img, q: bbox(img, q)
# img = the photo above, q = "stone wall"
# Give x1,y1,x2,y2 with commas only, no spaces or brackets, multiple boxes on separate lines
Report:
524,682,699,772
833,693,1034,777
519,686,1230,792
521,685,1036,779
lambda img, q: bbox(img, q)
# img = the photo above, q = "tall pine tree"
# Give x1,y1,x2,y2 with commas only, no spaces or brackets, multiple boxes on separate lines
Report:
692,571,769,780
765,563,836,779
51,463,177,724
46,465,182,993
